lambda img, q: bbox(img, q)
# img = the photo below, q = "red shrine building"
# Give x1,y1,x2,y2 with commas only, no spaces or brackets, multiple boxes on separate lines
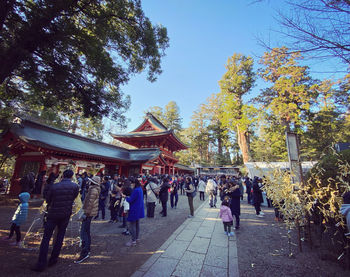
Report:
111,113,189,175
0,114,192,195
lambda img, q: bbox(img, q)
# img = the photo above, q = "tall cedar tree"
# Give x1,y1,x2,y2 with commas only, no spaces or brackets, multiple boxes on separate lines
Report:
219,53,256,163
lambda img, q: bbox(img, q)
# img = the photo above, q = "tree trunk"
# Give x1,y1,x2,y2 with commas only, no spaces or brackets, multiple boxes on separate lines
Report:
218,136,223,156
236,125,251,163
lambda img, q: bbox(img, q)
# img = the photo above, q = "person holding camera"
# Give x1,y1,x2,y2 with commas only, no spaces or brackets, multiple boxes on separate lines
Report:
32,169,79,272
75,175,101,264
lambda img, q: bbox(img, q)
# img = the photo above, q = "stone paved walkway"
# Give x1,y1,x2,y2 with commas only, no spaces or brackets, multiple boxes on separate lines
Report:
131,200,239,277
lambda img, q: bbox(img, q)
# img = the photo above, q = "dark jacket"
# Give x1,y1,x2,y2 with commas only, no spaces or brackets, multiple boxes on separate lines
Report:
245,178,252,194
20,173,35,193
252,179,263,204
100,181,110,200
159,181,170,202
228,187,241,215
45,178,79,219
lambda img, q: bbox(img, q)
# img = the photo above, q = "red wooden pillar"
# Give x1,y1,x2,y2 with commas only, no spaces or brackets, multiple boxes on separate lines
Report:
9,158,24,196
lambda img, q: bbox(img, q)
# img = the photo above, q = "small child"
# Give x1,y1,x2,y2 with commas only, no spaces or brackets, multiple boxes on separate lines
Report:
219,199,234,237
121,187,132,236
6,192,30,246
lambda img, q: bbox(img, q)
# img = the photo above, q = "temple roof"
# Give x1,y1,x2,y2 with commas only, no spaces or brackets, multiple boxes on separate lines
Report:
3,119,161,163
132,113,168,132
111,113,188,151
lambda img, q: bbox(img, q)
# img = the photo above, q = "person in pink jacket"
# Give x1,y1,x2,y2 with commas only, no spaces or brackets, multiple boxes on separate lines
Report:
219,199,234,236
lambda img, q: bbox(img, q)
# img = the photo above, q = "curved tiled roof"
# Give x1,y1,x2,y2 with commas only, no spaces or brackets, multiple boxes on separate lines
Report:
7,119,161,162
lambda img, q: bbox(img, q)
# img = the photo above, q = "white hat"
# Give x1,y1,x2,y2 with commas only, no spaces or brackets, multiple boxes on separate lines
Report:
89,176,101,185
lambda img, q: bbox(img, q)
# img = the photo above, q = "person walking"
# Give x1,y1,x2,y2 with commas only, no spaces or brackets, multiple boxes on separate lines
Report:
184,176,196,217
159,176,170,217
75,175,101,263
145,177,159,218
206,178,217,208
123,178,145,247
198,177,206,201
32,169,79,272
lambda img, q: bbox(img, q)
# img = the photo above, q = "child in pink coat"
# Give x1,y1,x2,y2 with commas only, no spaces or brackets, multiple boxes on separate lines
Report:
219,199,234,236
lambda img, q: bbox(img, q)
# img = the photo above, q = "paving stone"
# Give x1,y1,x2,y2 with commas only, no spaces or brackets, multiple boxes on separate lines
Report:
160,233,177,250
161,240,190,259
173,251,206,277
186,221,202,230
139,252,162,271
176,228,197,241
191,216,204,222
204,244,228,269
210,235,228,248
200,265,228,277
228,257,239,277
200,221,215,231
228,240,237,258
173,223,187,235
196,227,214,238
143,257,178,277
188,237,210,254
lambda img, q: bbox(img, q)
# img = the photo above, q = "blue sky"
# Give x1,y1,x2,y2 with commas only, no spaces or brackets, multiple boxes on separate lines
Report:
116,0,346,134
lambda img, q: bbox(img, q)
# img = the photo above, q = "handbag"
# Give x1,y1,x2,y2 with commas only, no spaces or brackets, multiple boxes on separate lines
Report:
191,191,196,198
150,183,159,199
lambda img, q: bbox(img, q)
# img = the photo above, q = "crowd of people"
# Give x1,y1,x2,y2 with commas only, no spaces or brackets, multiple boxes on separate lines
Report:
4,169,275,272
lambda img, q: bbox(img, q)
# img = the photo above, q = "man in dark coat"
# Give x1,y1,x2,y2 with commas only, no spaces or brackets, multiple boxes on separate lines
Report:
159,176,170,217
227,180,241,229
252,177,264,217
32,169,79,272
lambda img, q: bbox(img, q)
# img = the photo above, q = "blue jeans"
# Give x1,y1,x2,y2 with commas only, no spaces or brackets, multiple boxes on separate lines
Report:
36,217,70,268
209,191,217,207
80,216,92,256
128,220,139,242
170,193,178,208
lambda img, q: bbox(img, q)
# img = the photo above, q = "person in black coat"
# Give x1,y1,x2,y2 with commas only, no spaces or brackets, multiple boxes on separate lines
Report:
43,172,58,199
226,180,241,229
20,172,35,193
32,169,79,272
244,177,252,204
33,170,46,196
252,177,264,217
159,176,170,217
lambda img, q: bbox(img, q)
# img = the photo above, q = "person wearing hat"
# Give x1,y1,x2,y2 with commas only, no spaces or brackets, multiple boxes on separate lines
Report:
75,175,101,264
32,169,79,272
